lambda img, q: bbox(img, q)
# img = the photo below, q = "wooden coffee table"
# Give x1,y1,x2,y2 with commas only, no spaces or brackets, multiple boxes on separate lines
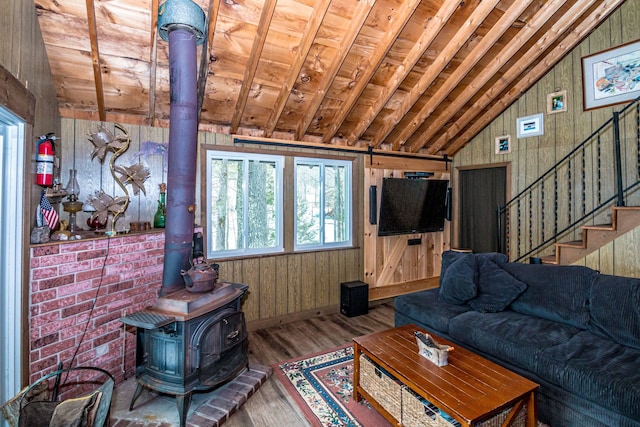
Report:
353,324,539,427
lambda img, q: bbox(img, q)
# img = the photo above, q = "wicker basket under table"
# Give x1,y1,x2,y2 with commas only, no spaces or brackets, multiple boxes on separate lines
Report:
359,354,403,422
402,387,527,427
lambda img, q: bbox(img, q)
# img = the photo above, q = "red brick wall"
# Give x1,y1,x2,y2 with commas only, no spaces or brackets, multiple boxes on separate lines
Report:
29,232,165,385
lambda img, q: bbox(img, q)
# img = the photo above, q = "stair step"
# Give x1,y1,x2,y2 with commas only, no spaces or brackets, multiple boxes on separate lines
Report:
556,240,585,248
582,223,614,231
612,206,640,211
550,205,640,265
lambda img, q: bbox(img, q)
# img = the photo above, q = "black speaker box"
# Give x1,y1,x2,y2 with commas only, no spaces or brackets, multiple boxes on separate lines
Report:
445,187,452,221
369,185,377,225
340,281,369,317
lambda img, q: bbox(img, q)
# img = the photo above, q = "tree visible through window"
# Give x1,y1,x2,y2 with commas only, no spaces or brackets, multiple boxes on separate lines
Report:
295,158,351,249
206,152,283,257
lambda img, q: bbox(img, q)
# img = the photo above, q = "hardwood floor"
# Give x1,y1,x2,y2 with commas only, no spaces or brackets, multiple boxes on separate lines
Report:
223,301,395,427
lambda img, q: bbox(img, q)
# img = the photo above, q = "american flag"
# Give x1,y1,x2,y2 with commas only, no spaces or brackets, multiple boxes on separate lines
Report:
40,191,59,230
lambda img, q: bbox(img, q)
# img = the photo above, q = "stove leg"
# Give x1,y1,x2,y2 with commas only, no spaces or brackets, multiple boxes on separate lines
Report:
177,392,192,427
129,382,145,411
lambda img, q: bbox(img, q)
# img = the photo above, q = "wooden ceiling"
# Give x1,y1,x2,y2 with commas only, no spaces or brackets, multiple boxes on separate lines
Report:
34,0,623,156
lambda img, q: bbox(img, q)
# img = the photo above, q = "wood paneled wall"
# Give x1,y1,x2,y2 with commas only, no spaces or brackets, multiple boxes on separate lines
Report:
452,0,640,276
59,119,170,229
1,0,61,223
576,227,640,278
0,0,59,131
363,156,450,300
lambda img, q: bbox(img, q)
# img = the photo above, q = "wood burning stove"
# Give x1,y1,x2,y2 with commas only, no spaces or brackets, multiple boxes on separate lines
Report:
121,282,249,427
119,3,251,426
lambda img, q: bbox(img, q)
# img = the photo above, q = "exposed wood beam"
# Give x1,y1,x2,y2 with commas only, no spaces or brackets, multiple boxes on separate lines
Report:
230,0,278,134
263,0,332,138
321,0,422,144
402,0,554,152
434,0,598,154
34,0,629,159
59,108,169,127
148,0,159,126
443,0,625,155
296,0,376,141
344,0,461,146
393,0,536,151
0,63,36,124
85,0,106,122
368,0,501,148
197,0,220,126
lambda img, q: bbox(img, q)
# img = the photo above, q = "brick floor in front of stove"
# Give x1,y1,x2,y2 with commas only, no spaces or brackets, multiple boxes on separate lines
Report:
110,364,272,427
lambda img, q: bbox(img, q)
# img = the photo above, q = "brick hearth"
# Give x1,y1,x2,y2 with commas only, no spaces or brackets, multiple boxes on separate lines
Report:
110,364,272,426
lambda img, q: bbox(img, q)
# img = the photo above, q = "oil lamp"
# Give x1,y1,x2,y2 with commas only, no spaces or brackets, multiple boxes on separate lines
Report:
62,169,83,233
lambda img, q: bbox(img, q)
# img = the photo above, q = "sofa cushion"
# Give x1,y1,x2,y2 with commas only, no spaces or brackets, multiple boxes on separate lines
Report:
449,310,581,373
505,263,595,329
536,331,640,421
589,273,640,350
468,258,527,312
438,251,476,304
473,252,509,269
395,288,471,334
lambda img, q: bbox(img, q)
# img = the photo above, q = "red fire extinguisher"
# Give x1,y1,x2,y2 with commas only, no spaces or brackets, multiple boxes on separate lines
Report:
36,133,56,186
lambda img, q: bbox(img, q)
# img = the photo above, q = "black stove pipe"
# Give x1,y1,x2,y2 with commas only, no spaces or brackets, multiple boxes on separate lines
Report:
157,0,205,296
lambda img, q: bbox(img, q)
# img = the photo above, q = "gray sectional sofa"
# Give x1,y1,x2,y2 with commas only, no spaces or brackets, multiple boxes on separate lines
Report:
394,251,640,427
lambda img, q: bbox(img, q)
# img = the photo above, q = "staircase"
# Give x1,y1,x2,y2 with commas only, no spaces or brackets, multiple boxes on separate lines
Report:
540,206,640,265
498,96,640,265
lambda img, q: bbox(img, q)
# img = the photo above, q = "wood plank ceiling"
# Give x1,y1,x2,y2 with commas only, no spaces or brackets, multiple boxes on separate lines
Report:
34,0,624,156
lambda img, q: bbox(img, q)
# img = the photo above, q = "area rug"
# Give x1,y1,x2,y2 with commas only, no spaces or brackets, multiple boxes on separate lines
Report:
275,346,550,427
274,345,392,427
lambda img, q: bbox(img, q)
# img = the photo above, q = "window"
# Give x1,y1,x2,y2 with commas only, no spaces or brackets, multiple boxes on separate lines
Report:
206,151,283,258
295,158,352,249
205,150,353,257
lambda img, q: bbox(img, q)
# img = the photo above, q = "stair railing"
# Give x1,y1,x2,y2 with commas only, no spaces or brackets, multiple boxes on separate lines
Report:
497,96,640,262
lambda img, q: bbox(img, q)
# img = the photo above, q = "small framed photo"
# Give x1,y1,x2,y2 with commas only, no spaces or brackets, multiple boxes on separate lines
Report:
495,135,511,154
516,113,544,138
547,90,567,114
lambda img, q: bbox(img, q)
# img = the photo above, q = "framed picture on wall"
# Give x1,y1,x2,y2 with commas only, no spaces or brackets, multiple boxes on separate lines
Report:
516,113,544,138
547,90,567,114
495,135,511,154
582,39,640,110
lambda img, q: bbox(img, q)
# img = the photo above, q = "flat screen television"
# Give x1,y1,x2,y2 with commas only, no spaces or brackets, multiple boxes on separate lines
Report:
377,178,449,236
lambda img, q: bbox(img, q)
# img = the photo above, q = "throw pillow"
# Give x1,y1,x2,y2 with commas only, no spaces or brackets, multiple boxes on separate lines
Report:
473,252,509,285
439,251,476,305
439,250,472,286
469,258,527,312
506,263,594,329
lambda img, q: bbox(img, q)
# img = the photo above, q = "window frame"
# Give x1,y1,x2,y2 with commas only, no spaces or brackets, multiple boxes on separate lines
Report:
293,157,353,251
205,150,284,259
